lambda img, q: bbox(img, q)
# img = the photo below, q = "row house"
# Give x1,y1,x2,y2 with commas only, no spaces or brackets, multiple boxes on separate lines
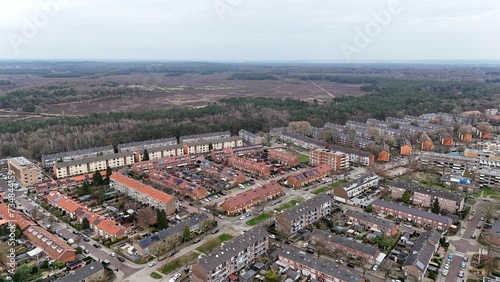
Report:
440,134,453,147
310,126,323,139
35,171,107,194
0,204,77,263
356,137,375,149
43,192,128,239
8,157,40,186
385,117,411,126
183,137,243,154
210,145,264,162
344,209,398,237
388,181,464,212
118,137,177,153
377,144,391,162
371,199,453,230
268,149,300,167
354,128,370,139
419,152,480,173
191,226,269,282
275,194,332,237
238,129,263,145
308,229,380,263
180,131,231,143
400,139,412,156
131,154,195,172
309,149,349,171
327,145,374,166
226,156,271,179
42,145,114,168
399,124,428,136
136,144,184,161
403,231,441,281
148,170,209,201
287,164,331,188
199,160,246,187
345,120,369,131
53,151,135,179
379,127,401,137
404,115,431,127
333,173,379,204
134,214,208,257
57,262,104,282
272,248,364,282
109,173,176,214
476,140,500,152
269,127,288,137
278,131,328,150
323,122,345,132
221,182,282,215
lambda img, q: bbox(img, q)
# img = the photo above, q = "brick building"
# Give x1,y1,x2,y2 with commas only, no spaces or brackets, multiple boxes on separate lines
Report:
210,145,263,162
333,173,378,204
309,149,349,171
7,157,40,186
327,145,374,166
53,151,135,179
287,164,331,188
226,156,271,179
344,209,398,237
221,182,282,215
131,154,195,172
268,149,300,167
148,170,209,201
378,144,390,162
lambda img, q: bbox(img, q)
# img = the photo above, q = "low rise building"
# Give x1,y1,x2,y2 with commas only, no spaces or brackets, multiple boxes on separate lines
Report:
134,214,208,257
419,152,480,173
148,170,209,201
344,209,398,237
131,154,195,172
199,160,246,187
309,229,380,263
371,199,453,230
7,157,40,186
118,137,178,153
309,149,350,171
53,151,135,179
268,149,300,167
475,168,500,188
180,131,231,143
42,145,115,168
272,248,364,282
388,181,464,212
221,182,282,215
327,145,374,166
56,261,104,282
287,164,331,188
333,173,379,204
278,131,328,150
403,231,441,281
378,144,390,162
239,129,263,145
210,145,263,162
227,156,271,179
110,173,176,214
191,226,269,282
275,194,332,237
183,137,243,154
400,139,412,156
35,171,107,194
136,144,184,161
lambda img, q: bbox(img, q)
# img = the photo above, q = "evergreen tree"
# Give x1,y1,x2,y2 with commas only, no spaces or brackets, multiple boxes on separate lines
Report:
106,166,112,178
402,190,411,204
431,198,441,214
156,210,168,230
82,218,90,230
183,225,190,241
143,149,150,161
92,170,104,186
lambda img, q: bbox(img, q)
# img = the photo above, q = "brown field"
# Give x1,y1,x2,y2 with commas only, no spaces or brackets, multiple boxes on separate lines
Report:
0,72,367,116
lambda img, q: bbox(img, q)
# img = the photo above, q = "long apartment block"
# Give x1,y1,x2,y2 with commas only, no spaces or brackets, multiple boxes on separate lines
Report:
53,151,135,178
41,145,115,168
309,149,349,171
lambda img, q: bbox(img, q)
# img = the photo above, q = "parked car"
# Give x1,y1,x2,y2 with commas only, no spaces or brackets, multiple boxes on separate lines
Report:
117,256,125,262
174,273,181,279
302,242,308,248
347,263,354,268
82,237,90,242
240,216,246,220
246,213,252,217
93,243,101,248
83,249,90,254
193,237,201,243
463,256,468,262
72,230,79,235
442,269,448,276
448,253,453,259
372,265,378,271
149,261,157,267
269,234,276,239
461,262,466,268
119,242,126,247
211,229,220,234
458,271,464,278
306,248,314,254
444,264,450,270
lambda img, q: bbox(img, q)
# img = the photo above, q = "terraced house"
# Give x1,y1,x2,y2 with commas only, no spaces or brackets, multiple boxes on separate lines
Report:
403,231,441,281
344,209,398,237
388,181,464,212
148,169,209,200
191,226,269,282
221,182,282,215
308,229,380,263
275,194,332,237
109,173,176,214
333,173,379,204
226,155,271,179
131,154,195,172
199,160,246,187
210,144,263,162
268,149,300,167
287,164,331,188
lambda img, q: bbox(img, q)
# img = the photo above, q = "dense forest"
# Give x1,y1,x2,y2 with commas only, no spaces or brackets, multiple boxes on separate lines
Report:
0,73,499,160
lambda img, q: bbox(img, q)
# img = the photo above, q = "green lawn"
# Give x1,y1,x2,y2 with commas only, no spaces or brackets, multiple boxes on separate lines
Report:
482,186,500,197
195,234,234,253
312,180,346,195
284,149,310,163
246,213,272,226
160,252,198,274
151,272,163,279
274,200,298,212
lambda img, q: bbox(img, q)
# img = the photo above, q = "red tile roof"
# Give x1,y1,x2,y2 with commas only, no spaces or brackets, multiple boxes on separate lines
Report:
221,182,282,212
110,173,175,205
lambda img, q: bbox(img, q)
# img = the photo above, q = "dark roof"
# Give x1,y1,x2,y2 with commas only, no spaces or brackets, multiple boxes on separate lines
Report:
281,132,327,147
344,209,395,229
281,194,331,221
56,262,104,282
327,145,372,157
272,248,362,282
310,229,378,256
197,226,269,272
54,151,134,168
403,231,440,272
371,199,453,225
137,214,208,249
390,181,464,203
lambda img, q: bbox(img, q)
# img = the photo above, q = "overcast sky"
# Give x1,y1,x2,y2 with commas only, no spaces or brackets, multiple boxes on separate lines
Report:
0,0,499,61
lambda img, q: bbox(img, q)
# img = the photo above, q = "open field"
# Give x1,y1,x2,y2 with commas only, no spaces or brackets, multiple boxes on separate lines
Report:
246,213,273,226
274,200,298,212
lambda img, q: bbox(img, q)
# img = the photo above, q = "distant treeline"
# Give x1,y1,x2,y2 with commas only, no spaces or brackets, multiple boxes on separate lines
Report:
229,73,279,80
1,77,499,160
0,80,11,85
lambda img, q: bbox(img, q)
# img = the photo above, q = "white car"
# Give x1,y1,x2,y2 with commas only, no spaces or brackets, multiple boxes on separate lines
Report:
269,234,276,239
110,252,116,257
240,216,246,220
302,242,308,248
442,269,448,276
174,273,181,279
372,265,378,271
200,207,207,211
149,261,157,267
444,264,450,270
217,214,224,219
